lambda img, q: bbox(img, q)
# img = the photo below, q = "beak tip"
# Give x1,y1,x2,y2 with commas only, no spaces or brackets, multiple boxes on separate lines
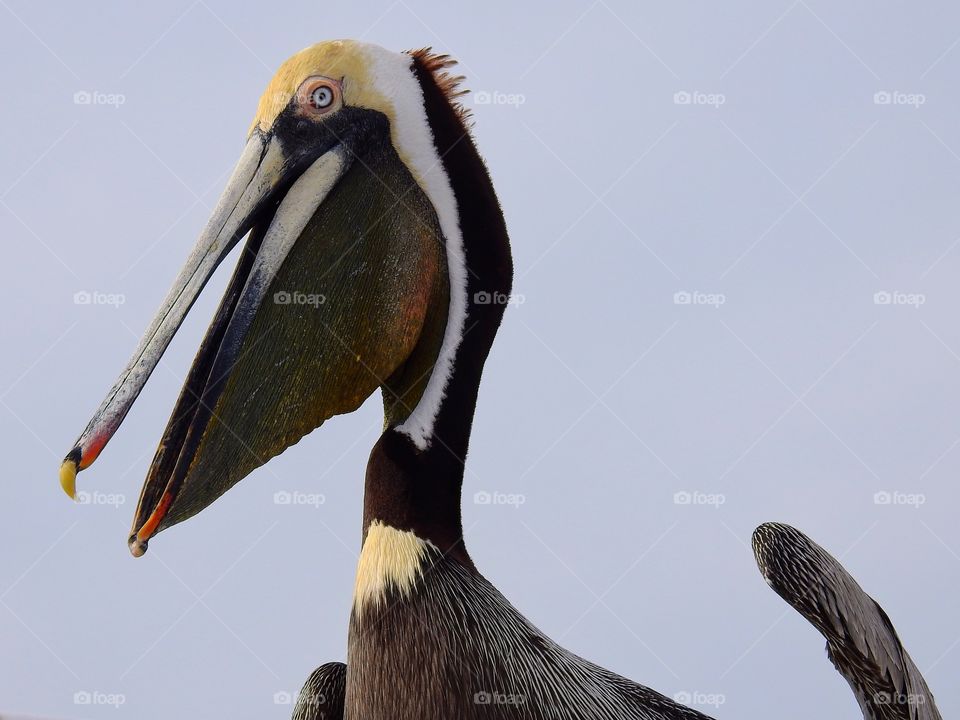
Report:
128,533,148,558
59,457,78,500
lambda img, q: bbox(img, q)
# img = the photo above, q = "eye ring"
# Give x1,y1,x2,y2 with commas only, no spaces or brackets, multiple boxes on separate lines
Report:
296,77,341,116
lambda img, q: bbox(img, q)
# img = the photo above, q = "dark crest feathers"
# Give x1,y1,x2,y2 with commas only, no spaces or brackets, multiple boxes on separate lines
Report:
406,47,472,126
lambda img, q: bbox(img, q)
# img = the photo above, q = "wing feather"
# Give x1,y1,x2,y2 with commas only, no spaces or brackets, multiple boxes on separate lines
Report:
752,523,940,720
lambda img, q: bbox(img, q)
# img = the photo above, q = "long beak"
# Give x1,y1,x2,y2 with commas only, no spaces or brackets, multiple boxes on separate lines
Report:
59,133,345,498
62,118,445,557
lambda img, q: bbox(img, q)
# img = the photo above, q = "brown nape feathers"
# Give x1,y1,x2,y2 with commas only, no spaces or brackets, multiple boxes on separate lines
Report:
406,47,472,126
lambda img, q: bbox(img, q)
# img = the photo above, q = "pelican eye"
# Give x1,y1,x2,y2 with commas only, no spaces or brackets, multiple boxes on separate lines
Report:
311,86,334,109
296,77,341,116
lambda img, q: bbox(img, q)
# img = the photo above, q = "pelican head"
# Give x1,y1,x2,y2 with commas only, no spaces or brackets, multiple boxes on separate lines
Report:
60,40,512,556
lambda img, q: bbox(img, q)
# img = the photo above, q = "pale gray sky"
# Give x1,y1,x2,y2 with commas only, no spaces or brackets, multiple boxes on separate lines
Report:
1,1,958,718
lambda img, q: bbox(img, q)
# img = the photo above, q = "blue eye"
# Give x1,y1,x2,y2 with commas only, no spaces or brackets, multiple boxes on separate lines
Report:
310,85,334,109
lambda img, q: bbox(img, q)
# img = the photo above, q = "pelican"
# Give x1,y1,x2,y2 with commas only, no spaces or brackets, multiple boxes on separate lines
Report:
58,40,941,720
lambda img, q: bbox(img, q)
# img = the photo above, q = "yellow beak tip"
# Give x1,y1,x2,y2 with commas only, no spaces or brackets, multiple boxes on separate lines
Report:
59,459,78,500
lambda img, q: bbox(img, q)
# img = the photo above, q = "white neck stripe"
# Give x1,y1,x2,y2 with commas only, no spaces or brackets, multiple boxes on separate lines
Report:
363,47,467,450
